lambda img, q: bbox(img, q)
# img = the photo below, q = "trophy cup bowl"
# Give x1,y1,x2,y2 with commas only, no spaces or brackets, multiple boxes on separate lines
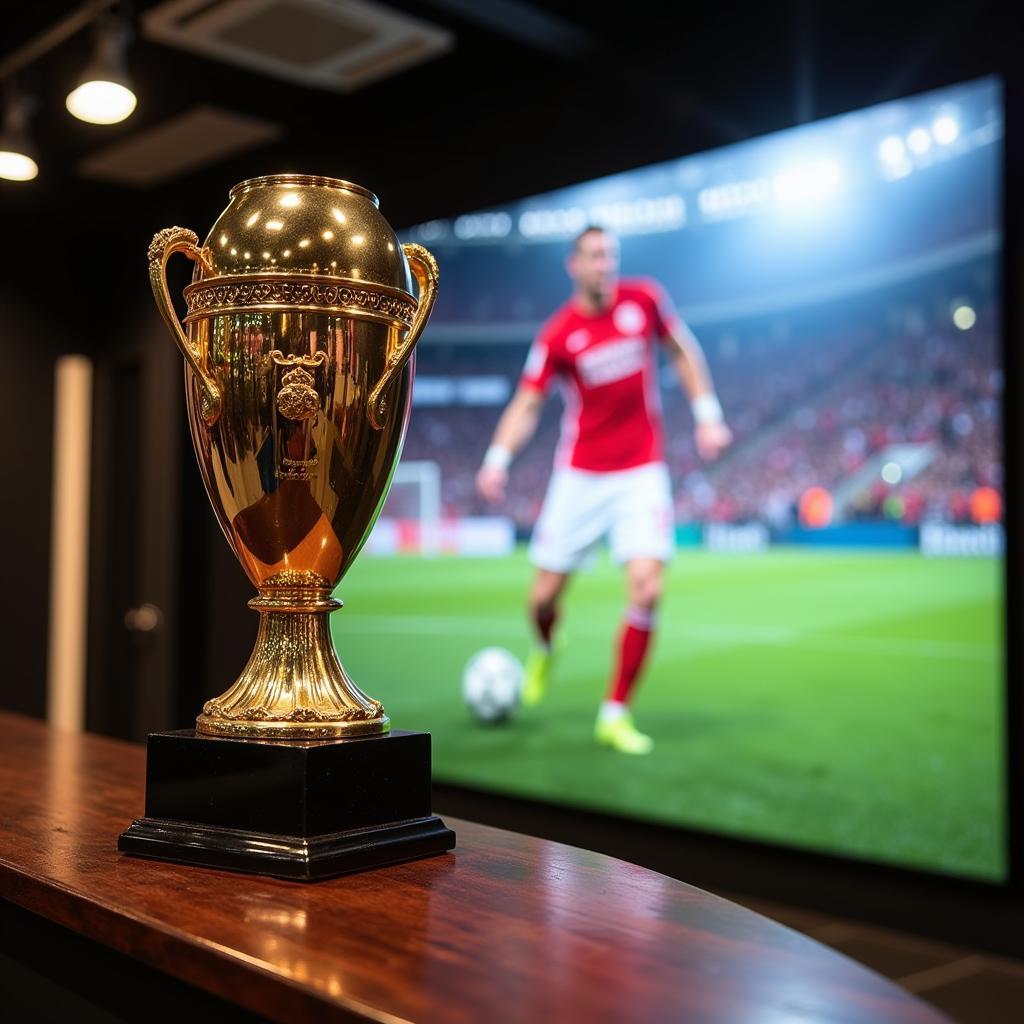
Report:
119,175,454,879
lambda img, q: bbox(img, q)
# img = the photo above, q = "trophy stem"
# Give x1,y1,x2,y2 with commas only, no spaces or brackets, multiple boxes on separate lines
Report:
196,586,389,740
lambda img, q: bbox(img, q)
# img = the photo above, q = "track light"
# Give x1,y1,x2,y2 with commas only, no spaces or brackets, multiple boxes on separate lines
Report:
66,14,137,125
0,92,39,182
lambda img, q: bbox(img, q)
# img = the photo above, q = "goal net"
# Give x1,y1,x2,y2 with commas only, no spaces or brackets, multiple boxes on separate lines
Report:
375,460,442,556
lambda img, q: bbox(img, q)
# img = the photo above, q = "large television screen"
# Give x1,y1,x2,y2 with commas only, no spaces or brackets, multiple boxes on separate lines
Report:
336,76,1005,882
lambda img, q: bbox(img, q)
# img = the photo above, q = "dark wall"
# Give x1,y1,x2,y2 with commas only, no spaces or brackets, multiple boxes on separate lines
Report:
0,284,63,718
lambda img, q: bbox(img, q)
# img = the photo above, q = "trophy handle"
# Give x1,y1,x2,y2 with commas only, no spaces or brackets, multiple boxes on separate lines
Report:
366,242,439,429
148,226,223,425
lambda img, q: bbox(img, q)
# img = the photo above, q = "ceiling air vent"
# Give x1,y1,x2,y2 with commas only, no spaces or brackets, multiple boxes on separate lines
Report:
79,106,281,187
142,0,453,91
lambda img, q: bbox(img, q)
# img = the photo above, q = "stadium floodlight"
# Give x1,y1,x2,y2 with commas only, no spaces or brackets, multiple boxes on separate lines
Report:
952,304,976,331
907,127,932,155
878,135,912,181
878,136,905,165
772,158,841,206
932,115,960,145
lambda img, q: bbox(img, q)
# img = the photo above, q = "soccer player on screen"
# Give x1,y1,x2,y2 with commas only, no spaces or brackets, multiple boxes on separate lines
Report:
476,226,732,754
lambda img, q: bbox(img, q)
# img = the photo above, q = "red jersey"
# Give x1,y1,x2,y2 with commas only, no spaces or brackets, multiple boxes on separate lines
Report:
520,278,682,472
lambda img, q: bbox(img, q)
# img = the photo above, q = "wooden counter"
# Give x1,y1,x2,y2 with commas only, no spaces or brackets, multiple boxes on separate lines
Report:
0,712,947,1023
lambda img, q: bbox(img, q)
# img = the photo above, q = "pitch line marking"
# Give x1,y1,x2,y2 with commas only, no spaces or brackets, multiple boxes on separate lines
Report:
337,616,997,662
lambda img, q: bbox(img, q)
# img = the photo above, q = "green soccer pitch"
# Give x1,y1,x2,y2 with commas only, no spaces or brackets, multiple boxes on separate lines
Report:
331,547,1006,882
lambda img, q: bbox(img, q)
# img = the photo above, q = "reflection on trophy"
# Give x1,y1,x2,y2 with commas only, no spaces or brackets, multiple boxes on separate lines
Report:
119,175,455,878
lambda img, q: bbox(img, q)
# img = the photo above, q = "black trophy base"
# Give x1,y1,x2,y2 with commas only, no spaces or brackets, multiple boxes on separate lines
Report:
119,728,455,881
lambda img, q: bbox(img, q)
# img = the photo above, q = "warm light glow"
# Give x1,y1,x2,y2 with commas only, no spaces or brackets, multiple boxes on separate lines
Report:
65,80,136,124
298,238,310,248
246,212,260,227
266,219,284,231
322,229,334,240
230,247,237,256
243,251,251,259
0,150,38,181
262,251,270,259
952,304,976,330
351,234,365,245
282,249,291,257
280,191,301,207
219,233,228,246
332,207,346,223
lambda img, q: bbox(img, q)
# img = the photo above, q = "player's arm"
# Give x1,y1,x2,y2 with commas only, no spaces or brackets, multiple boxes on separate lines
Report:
476,386,544,504
664,320,733,461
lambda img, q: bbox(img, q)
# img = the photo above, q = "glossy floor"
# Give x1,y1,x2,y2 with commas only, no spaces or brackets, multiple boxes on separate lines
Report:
723,893,1024,1024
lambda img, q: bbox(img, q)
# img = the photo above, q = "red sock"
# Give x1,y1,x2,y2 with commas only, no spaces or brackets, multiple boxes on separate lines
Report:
533,605,558,650
608,606,655,704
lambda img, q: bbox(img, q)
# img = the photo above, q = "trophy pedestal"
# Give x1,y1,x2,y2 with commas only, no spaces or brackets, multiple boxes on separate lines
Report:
119,729,455,880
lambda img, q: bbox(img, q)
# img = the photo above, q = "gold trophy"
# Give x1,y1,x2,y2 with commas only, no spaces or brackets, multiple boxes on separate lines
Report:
119,175,455,878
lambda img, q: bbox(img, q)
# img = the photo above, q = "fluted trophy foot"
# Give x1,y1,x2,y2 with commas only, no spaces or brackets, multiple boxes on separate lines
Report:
195,581,390,741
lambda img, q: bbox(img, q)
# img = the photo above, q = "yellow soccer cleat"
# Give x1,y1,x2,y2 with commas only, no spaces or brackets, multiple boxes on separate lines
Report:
595,710,654,755
521,647,552,706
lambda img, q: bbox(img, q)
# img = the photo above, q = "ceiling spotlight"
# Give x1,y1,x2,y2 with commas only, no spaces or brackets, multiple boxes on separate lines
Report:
66,15,137,125
0,92,39,182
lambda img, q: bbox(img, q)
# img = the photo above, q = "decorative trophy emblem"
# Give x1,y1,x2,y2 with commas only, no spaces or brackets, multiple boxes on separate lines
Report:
275,363,321,421
271,349,327,421
120,174,453,879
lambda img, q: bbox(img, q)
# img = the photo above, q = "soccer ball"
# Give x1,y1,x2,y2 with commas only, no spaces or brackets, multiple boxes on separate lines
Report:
462,647,523,723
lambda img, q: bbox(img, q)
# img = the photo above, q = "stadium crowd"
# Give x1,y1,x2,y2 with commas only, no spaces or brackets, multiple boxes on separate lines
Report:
393,296,1002,531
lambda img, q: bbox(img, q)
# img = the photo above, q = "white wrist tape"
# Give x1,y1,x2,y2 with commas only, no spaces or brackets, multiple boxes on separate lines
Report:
691,393,724,425
483,444,512,471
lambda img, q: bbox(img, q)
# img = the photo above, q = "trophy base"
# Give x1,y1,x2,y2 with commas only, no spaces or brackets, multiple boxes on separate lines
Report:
194,712,390,740
118,729,455,881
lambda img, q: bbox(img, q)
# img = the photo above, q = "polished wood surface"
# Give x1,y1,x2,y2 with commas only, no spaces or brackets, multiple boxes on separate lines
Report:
0,713,947,1023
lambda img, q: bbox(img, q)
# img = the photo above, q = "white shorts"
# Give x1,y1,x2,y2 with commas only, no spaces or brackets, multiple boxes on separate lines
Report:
529,462,675,573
